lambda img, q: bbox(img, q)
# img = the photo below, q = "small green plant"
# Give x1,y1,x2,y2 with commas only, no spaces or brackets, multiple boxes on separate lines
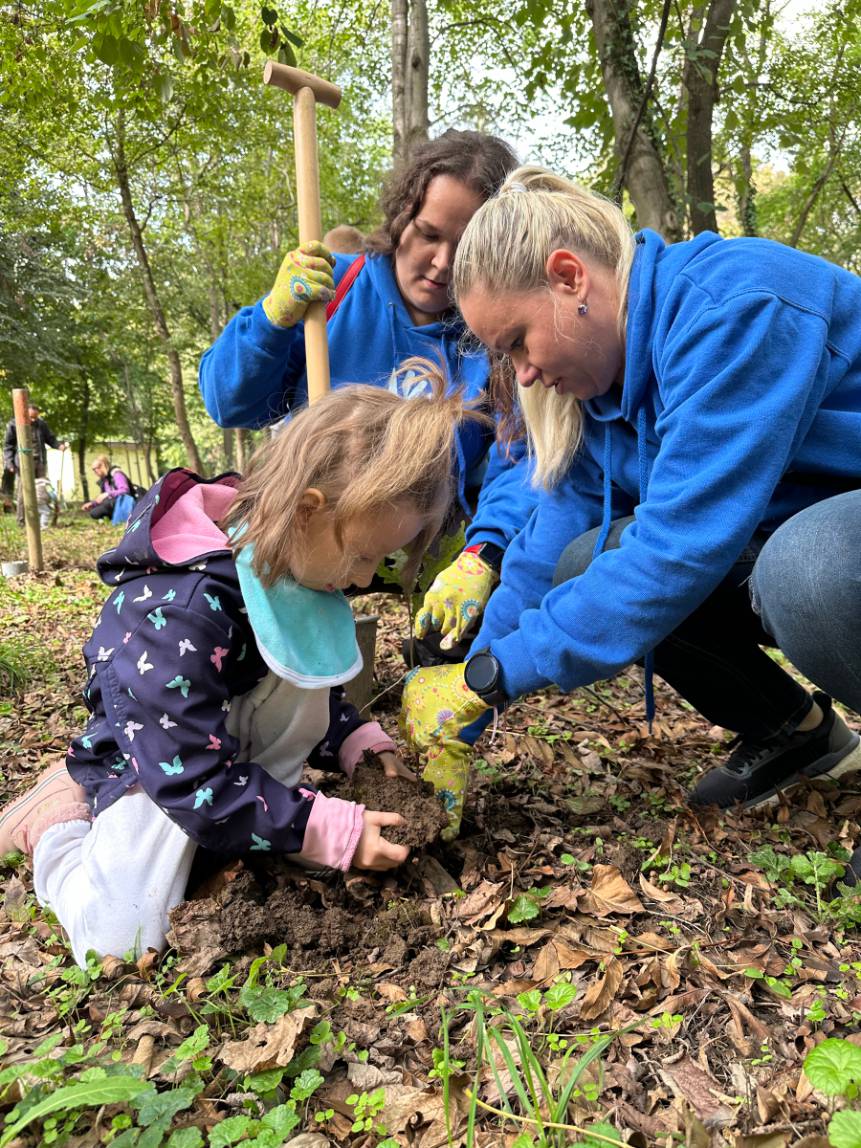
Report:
650,1012,683,1033
437,989,630,1147
346,1086,388,1136
657,861,692,889
804,1037,861,1146
751,846,848,918
743,967,793,1001
508,885,551,924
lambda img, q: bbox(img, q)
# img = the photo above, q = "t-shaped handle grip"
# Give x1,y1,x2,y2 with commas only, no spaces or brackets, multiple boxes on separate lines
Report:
263,61,342,109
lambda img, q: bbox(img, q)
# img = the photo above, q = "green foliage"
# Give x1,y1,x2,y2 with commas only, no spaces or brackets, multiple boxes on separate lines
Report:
508,885,550,924
0,1071,150,1147
827,1109,861,1148
804,1038,861,1099
238,981,307,1023
436,988,631,1147
751,844,851,919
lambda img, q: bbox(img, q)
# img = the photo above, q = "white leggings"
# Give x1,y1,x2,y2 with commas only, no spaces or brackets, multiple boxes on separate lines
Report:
34,789,195,968
34,671,329,967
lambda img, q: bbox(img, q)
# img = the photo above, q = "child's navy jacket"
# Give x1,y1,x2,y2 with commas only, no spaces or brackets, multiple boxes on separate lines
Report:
66,470,383,859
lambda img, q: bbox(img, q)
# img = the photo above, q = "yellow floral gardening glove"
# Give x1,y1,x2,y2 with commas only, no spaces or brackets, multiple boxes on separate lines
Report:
262,241,336,328
400,663,490,751
423,740,473,840
414,551,498,650
400,663,490,838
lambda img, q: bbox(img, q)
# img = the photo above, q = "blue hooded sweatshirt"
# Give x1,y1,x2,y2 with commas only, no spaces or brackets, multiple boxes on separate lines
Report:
198,252,536,550
474,229,861,701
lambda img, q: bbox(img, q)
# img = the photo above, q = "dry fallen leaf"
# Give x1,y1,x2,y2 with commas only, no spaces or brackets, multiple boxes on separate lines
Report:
660,1054,736,1129
218,1005,316,1073
579,956,624,1021
580,865,645,917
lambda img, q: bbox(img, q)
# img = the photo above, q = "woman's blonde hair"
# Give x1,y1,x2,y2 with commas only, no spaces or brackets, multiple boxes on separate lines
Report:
224,360,490,588
453,165,636,488
93,454,111,468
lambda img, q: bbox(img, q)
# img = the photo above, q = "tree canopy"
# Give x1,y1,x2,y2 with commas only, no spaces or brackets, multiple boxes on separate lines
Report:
1,0,857,473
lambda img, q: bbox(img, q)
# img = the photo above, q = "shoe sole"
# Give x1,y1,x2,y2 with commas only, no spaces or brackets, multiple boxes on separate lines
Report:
743,732,861,809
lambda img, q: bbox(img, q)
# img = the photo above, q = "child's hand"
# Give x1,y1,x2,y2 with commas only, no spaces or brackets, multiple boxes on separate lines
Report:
353,810,409,870
374,750,416,781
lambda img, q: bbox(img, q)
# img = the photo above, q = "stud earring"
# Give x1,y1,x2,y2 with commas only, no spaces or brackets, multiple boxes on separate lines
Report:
578,301,589,316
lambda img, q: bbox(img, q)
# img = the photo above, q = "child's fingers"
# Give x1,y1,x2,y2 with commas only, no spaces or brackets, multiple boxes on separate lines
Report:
369,810,404,828
373,838,410,868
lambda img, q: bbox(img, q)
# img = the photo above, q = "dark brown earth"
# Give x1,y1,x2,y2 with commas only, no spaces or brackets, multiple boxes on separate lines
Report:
331,755,450,847
4,530,861,1146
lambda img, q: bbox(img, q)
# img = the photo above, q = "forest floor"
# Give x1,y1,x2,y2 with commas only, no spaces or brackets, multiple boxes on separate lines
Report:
1,512,861,1148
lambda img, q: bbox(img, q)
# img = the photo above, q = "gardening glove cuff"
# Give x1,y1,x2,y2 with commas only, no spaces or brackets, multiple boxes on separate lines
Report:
399,662,490,753
423,738,472,841
414,551,498,649
262,241,336,328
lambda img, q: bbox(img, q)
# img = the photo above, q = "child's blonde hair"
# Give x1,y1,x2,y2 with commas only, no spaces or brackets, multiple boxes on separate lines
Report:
453,165,636,488
225,360,490,588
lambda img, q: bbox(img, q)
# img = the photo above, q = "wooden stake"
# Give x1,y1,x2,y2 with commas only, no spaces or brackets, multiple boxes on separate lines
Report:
12,389,43,572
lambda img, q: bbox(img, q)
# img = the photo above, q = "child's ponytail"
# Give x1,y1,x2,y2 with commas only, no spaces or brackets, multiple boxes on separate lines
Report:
224,361,491,588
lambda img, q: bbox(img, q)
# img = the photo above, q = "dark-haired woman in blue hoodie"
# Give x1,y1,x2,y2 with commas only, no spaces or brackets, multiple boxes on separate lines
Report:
400,164,861,836
200,130,538,668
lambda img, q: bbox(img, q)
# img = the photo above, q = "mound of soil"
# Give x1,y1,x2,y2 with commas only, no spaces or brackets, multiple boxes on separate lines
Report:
330,756,449,848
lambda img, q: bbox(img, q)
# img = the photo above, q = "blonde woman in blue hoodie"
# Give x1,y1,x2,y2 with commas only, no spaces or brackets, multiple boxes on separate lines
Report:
200,131,537,670
401,165,861,835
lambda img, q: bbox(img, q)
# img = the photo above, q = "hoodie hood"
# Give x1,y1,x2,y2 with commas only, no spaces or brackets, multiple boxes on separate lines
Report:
622,229,725,422
96,469,240,588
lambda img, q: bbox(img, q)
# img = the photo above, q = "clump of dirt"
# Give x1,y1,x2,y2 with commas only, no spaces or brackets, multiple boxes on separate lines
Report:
331,755,449,849
170,856,439,974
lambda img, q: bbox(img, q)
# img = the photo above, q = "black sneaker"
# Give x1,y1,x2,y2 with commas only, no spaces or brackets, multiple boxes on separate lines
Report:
689,692,860,809
840,847,861,889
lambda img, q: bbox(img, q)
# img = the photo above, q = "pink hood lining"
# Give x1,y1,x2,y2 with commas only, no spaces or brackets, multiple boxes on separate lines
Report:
151,483,236,565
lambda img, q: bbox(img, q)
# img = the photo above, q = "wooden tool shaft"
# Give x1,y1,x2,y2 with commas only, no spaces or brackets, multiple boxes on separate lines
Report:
293,85,329,404
264,60,341,404
12,388,43,571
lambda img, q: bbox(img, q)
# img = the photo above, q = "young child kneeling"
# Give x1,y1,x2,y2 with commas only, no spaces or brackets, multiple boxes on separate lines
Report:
0,368,480,966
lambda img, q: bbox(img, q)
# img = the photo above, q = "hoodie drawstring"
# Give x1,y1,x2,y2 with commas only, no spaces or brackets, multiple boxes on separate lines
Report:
591,415,656,729
592,426,614,561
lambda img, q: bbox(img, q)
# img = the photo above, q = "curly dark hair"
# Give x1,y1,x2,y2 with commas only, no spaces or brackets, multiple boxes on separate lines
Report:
365,130,518,256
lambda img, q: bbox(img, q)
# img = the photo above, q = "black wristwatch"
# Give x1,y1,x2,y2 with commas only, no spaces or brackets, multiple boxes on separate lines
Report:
464,541,505,574
464,649,508,709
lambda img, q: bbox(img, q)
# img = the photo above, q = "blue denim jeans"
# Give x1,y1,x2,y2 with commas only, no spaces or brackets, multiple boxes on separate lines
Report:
554,517,813,739
751,491,861,716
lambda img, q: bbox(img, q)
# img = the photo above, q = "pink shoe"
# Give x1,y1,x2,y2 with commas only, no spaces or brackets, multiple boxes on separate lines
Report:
0,761,90,857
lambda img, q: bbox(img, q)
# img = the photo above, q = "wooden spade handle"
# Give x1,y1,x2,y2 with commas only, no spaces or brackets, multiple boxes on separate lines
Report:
264,61,342,404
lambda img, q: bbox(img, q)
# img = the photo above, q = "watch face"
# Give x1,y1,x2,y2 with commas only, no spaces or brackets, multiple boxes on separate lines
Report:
467,653,497,693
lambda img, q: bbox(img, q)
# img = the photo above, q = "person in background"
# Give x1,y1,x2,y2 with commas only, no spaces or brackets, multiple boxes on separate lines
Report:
322,224,365,254
3,404,67,525
35,478,59,529
83,456,135,525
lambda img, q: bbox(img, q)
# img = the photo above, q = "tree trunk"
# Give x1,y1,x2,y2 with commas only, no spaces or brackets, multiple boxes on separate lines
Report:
586,0,682,240
684,0,737,234
77,377,90,502
111,111,204,474
234,428,248,473
392,0,429,164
